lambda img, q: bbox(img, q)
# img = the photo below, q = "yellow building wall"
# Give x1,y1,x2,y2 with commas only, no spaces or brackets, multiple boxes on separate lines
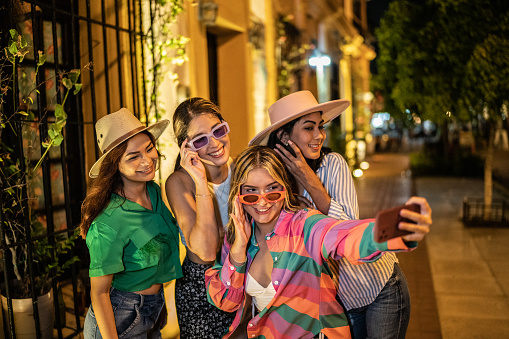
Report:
182,0,253,157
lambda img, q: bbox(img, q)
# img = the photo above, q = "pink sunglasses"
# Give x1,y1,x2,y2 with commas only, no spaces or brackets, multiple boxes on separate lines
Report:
187,121,230,151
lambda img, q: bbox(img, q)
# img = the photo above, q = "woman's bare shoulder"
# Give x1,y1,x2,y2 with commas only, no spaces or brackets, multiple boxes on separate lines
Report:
166,169,194,192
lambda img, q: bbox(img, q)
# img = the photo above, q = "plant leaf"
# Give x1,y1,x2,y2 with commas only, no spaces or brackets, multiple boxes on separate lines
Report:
20,35,27,49
74,83,82,95
9,43,17,55
53,134,64,146
55,104,66,119
62,78,72,89
37,51,47,66
68,69,80,84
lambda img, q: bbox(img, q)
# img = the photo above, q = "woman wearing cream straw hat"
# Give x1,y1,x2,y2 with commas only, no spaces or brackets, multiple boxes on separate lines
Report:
80,108,182,338
250,91,432,339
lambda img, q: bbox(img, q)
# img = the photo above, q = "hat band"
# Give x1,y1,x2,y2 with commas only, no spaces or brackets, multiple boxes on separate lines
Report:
103,126,146,153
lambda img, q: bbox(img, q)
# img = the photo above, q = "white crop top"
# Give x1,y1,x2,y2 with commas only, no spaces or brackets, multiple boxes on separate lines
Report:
208,159,232,227
245,273,276,312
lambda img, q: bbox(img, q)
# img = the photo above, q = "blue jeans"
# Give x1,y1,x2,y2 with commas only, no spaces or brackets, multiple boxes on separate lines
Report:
84,287,165,338
346,263,410,339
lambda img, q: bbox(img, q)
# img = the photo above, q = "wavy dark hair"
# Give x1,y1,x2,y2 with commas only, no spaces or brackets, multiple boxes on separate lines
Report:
172,97,224,171
79,131,157,238
266,113,332,173
225,146,300,245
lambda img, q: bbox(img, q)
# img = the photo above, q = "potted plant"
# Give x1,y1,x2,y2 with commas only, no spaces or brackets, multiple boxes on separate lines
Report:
1,28,81,339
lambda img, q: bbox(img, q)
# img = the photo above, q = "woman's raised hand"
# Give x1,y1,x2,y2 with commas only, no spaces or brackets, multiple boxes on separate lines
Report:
180,138,207,183
400,196,432,242
229,197,251,264
275,141,316,185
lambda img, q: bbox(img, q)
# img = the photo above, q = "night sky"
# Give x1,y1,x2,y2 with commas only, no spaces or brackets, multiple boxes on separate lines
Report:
366,0,392,74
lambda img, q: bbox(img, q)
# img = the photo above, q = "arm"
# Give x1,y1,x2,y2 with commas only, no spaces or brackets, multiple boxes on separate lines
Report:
165,141,219,261
90,275,117,339
205,198,251,311
301,210,426,265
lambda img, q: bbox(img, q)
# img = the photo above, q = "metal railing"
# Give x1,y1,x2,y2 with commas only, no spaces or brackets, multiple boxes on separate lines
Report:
1,0,156,337
463,197,509,227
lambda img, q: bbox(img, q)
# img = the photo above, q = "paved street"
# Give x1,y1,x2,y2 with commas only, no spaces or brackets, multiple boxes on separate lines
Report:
355,152,509,339
354,153,442,339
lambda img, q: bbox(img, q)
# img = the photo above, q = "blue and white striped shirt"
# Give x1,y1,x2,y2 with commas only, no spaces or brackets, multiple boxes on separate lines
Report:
302,152,397,310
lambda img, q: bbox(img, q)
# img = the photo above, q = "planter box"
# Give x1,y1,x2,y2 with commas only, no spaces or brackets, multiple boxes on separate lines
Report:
1,289,54,339
463,197,509,227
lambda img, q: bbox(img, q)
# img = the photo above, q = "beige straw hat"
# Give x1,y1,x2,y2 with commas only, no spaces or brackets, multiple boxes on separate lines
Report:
249,90,350,146
88,108,169,178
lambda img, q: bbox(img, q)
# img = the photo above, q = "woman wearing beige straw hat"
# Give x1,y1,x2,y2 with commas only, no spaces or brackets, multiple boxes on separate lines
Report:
80,108,182,338
165,98,236,338
250,91,432,339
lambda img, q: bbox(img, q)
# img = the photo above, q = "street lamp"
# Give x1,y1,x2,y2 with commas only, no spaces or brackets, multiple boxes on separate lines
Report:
308,51,331,103
197,0,218,26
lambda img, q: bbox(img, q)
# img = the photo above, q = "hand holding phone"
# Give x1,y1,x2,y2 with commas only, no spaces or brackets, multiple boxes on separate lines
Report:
374,204,421,243
275,138,297,158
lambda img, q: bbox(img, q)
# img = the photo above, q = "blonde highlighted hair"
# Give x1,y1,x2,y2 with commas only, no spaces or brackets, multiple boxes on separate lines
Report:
225,146,300,245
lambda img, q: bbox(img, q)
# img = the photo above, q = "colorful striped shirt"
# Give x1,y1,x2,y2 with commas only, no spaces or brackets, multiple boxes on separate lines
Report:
205,209,416,338
303,152,398,310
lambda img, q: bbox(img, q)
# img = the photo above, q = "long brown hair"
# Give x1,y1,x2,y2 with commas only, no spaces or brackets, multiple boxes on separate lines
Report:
79,131,157,238
225,146,300,245
172,97,224,171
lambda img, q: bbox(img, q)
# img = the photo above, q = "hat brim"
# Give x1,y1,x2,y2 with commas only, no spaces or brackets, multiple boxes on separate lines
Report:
88,119,170,178
249,99,350,146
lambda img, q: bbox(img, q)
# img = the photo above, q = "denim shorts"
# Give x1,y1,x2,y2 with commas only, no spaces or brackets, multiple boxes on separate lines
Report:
84,287,165,339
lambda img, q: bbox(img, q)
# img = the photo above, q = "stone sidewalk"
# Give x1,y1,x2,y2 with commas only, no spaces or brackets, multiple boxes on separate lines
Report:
414,177,509,338
354,153,442,339
355,152,509,339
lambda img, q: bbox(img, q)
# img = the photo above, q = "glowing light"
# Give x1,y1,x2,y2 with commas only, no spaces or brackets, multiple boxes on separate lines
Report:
371,117,384,128
382,134,389,142
353,169,364,178
309,55,331,67
360,161,370,170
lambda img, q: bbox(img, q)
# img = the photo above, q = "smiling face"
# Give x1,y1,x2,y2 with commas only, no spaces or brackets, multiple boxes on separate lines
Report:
288,111,326,160
118,133,158,184
187,114,230,166
241,167,285,231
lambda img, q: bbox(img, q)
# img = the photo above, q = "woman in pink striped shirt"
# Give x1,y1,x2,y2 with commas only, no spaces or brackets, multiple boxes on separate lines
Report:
205,146,432,338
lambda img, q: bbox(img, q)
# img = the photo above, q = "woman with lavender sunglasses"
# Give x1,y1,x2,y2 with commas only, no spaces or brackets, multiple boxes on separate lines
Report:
165,98,238,338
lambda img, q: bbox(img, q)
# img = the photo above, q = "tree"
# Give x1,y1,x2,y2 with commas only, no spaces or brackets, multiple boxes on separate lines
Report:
374,0,509,218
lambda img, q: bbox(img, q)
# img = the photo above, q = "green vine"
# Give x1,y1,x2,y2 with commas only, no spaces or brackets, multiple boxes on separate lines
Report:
3,29,82,172
1,28,82,298
146,0,189,120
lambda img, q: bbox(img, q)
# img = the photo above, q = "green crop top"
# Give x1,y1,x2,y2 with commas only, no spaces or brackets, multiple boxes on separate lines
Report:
86,181,182,292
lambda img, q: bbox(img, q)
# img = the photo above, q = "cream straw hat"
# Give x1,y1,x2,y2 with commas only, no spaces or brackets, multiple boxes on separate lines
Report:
249,90,350,146
88,108,169,178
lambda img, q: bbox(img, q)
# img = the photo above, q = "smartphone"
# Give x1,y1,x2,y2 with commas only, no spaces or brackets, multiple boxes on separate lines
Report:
373,203,421,243
275,138,297,157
